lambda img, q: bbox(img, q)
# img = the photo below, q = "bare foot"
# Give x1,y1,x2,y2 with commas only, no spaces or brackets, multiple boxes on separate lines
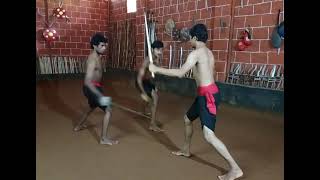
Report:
218,168,243,180
73,124,88,132
149,124,165,132
171,150,191,157
99,138,119,145
143,112,151,116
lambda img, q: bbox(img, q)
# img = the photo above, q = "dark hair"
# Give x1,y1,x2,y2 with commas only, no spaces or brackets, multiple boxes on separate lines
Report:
189,24,208,43
90,33,107,49
151,40,164,49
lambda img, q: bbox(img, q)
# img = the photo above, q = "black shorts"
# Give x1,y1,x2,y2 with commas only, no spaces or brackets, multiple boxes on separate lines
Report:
83,85,108,111
135,79,156,98
186,92,221,131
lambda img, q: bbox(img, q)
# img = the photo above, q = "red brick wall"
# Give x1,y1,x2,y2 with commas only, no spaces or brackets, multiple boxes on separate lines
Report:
135,0,146,69
212,0,284,81
36,0,109,57
212,0,232,82
36,0,284,83
133,0,284,82
135,0,218,75
107,0,136,69
134,0,284,82
109,0,136,22
230,0,284,69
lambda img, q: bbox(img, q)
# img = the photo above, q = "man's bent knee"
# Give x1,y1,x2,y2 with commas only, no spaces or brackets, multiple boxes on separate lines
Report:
104,107,112,114
151,90,158,98
203,125,216,142
184,115,192,125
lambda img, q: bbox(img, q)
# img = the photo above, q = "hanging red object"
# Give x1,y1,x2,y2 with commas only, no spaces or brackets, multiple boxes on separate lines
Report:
237,41,247,51
242,29,252,46
236,28,253,51
53,7,67,19
52,1,70,23
42,28,57,42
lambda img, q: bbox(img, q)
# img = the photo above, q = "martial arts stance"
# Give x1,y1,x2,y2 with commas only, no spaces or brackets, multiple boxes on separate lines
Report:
74,33,118,145
136,40,164,132
149,24,243,180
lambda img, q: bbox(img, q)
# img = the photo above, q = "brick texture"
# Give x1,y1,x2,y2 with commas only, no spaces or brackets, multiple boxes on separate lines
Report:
36,0,284,82
135,0,218,71
36,0,109,58
231,0,284,78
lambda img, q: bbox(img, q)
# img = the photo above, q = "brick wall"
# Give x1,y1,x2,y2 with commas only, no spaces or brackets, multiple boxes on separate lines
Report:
135,0,284,82
36,0,109,57
230,0,284,70
210,0,284,81
212,0,232,81
109,0,136,22
135,0,146,69
107,0,136,69
135,0,219,76
36,0,284,83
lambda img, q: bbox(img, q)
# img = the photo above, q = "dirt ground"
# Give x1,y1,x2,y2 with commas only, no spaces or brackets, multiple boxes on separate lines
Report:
36,78,283,180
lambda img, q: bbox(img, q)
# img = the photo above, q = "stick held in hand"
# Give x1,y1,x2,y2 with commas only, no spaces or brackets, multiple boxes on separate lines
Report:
144,12,155,78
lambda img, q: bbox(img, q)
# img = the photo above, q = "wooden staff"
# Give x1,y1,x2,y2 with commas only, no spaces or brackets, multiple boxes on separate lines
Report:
169,45,172,69
144,12,155,77
117,22,121,68
64,57,68,74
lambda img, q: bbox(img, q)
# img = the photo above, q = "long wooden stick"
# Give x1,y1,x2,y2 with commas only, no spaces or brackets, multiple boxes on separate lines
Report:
117,22,121,68
277,9,281,55
125,20,130,70
144,12,155,78
113,102,151,119
169,45,172,69
179,47,183,68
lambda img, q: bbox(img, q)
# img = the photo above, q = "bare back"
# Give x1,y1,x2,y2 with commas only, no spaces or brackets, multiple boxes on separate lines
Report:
192,47,215,86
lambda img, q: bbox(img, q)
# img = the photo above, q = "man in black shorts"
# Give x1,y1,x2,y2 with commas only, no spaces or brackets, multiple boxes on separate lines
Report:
74,33,118,145
136,40,164,132
149,24,243,180
186,91,221,132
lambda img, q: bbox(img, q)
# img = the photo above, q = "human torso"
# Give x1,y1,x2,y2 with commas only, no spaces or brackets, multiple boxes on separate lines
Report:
192,47,215,87
144,56,160,80
87,53,103,82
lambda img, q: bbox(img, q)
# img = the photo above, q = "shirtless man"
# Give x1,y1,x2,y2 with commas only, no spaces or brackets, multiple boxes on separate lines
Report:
149,24,243,180
136,40,164,132
74,33,118,145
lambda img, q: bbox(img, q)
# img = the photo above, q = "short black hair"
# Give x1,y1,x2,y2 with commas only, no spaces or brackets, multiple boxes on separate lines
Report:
189,24,208,43
90,33,107,49
151,40,164,49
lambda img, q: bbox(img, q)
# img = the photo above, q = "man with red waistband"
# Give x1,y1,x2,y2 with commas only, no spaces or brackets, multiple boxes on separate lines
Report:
74,33,118,145
149,24,243,180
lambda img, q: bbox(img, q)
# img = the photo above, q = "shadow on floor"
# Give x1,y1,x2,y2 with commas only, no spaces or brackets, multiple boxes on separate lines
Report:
117,103,227,174
39,80,227,174
38,80,81,127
